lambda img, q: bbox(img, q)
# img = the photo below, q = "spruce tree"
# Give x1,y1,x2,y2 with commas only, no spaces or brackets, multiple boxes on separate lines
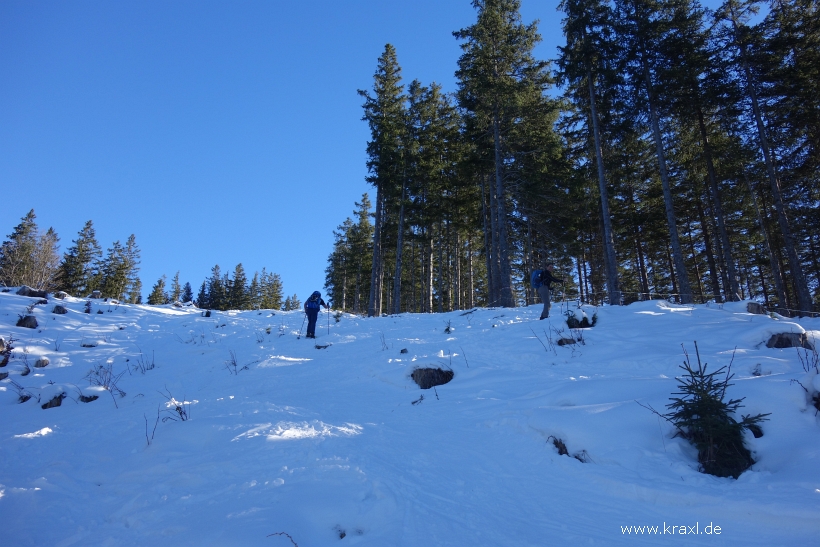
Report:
454,0,556,307
359,44,406,317
147,275,168,305
0,209,61,290
558,0,622,306
616,0,696,304
130,278,143,305
207,265,226,310
0,209,38,288
248,272,261,310
99,241,127,299
170,271,182,303
181,282,194,303
260,269,284,310
123,235,141,302
57,222,100,296
228,263,249,310
196,281,209,309
715,0,812,314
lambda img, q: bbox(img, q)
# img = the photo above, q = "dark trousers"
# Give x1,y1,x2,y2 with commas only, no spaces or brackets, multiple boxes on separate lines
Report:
538,284,551,319
306,308,319,336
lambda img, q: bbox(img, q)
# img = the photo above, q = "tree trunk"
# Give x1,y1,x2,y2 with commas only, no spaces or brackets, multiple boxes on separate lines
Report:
468,236,475,308
392,183,406,315
642,60,693,304
492,112,515,307
730,6,812,315
695,102,740,300
587,67,621,306
696,198,723,303
744,174,788,311
367,188,384,317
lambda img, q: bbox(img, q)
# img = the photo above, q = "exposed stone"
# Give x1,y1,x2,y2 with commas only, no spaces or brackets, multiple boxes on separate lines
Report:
203,310,211,317
411,367,454,389
0,371,7,380
557,338,577,346
79,394,99,403
16,286,47,298
16,315,38,329
54,291,68,300
41,393,65,409
173,301,183,308
34,357,49,368
766,332,813,350
53,305,68,314
400,348,408,354
90,290,102,299
0,336,5,352
747,302,767,315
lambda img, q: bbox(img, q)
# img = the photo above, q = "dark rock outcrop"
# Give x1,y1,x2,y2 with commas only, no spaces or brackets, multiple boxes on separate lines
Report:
411,367,454,389
766,332,813,350
16,315,38,329
41,393,65,409
17,286,47,298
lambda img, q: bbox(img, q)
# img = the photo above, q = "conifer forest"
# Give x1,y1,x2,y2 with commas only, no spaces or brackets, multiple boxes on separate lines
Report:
0,210,288,311
324,0,820,317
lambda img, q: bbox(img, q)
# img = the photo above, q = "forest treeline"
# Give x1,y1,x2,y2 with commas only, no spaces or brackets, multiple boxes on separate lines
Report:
0,210,293,311
325,0,819,317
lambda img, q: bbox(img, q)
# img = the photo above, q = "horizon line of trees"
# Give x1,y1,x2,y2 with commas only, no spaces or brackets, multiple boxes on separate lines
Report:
325,0,819,317
0,210,143,302
0,210,295,312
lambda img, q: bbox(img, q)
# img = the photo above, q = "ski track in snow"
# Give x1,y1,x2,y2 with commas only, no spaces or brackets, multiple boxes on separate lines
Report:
1,292,819,545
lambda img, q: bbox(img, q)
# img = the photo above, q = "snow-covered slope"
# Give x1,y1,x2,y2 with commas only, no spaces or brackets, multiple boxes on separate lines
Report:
1,291,819,546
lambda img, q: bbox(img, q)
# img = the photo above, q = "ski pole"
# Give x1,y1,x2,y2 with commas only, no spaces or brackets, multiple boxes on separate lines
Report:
327,304,330,335
298,313,306,339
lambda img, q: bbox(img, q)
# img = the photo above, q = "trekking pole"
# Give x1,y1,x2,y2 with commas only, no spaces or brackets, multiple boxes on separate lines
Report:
298,313,306,339
327,304,330,335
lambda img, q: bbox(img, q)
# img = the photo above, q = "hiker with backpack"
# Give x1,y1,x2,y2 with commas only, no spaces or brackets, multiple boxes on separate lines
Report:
531,264,564,320
303,291,329,339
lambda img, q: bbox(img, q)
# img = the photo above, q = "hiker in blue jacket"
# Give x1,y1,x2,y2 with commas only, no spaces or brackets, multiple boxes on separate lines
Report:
531,264,564,320
303,291,329,339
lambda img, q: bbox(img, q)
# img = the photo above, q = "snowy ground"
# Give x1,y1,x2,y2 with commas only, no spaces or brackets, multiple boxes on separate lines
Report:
1,290,819,546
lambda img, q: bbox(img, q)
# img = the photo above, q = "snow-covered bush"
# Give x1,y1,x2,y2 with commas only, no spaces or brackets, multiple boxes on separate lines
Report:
665,344,769,479
793,346,820,414
565,308,597,329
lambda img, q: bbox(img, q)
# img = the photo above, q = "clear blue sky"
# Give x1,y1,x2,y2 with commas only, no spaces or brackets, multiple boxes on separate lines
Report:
0,0,568,303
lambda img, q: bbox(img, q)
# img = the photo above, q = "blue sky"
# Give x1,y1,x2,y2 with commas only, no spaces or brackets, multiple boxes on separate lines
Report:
1,0,569,303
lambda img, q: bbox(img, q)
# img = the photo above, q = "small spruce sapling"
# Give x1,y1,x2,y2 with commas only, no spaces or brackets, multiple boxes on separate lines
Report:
663,343,769,478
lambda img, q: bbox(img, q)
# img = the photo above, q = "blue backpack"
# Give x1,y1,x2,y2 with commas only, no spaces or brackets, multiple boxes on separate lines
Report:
305,291,322,310
531,270,543,289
